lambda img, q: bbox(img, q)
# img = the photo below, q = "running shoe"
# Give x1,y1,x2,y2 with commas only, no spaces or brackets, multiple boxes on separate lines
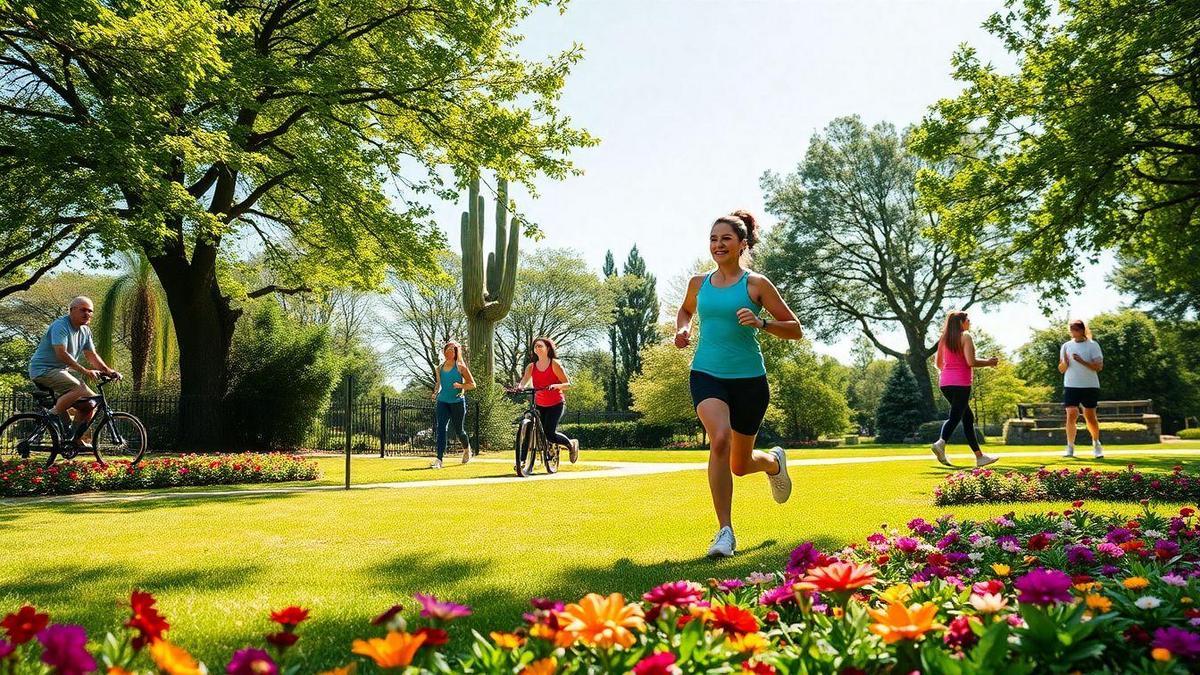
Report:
569,439,580,464
1063,445,1075,458
975,454,998,468
931,438,951,466
767,447,792,503
1092,441,1104,459
707,526,736,558
429,458,443,469
461,445,472,464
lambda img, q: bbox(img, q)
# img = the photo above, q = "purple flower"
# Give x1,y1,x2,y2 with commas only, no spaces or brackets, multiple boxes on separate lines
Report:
786,542,827,575
936,532,960,549
1014,568,1073,605
894,537,919,554
1106,528,1134,544
1067,545,1095,565
945,552,970,566
0,639,13,659
1156,540,1181,560
227,648,278,675
414,593,472,621
1100,564,1121,576
997,536,1021,553
907,518,935,535
1153,627,1200,659
1097,542,1125,558
758,584,796,607
37,625,95,675
1162,574,1188,587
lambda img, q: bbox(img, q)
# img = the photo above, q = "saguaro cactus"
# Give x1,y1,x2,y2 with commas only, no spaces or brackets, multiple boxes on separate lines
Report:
461,175,519,386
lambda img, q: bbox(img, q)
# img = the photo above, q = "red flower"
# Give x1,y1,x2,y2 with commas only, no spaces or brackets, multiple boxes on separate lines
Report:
876,554,890,566
710,604,759,635
126,590,169,650
269,606,309,630
1027,533,1052,551
1181,507,1196,517
2,605,49,645
926,553,948,567
1126,625,1153,645
265,631,299,649
371,604,404,626
972,579,1004,595
743,661,777,674
414,627,449,647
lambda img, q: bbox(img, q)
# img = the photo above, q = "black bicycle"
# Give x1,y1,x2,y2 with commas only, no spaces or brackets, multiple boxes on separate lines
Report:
507,386,561,477
0,374,148,466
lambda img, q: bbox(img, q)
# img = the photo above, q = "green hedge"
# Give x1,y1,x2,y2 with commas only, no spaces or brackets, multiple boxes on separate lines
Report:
1097,421,1148,432
915,420,986,445
1179,428,1200,439
558,421,678,449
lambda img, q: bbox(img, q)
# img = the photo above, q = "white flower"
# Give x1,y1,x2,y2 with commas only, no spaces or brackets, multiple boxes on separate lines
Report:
969,552,984,562
1058,520,1076,532
1135,596,1163,610
1144,530,1164,539
746,571,774,585
1001,541,1021,553
970,536,994,549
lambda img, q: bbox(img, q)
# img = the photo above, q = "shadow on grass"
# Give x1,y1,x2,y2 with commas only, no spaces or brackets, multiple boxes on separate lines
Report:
0,489,299,514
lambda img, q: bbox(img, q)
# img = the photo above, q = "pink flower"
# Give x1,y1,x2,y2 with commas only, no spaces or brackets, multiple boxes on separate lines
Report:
633,651,681,675
226,648,278,675
643,581,704,608
414,594,472,621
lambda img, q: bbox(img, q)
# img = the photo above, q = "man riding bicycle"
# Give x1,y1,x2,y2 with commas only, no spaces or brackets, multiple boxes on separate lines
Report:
27,296,121,442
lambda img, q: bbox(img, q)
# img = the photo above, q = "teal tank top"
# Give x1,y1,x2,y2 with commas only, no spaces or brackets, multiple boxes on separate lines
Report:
437,364,465,403
691,271,766,378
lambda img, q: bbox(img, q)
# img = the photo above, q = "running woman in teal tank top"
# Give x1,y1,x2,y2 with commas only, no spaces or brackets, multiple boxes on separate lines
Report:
675,210,805,559
430,341,476,469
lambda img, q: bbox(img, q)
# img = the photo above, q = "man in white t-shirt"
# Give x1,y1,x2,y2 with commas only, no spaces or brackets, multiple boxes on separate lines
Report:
1059,319,1104,458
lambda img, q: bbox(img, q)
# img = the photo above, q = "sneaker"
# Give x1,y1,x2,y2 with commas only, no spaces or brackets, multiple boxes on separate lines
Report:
569,439,579,464
707,526,736,558
931,438,951,466
975,454,998,468
767,447,792,504
429,458,443,469
1063,445,1075,458
1093,442,1104,459
461,445,472,464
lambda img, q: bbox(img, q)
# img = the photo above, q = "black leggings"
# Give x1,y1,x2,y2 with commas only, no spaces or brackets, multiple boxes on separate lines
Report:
939,386,981,454
536,403,572,447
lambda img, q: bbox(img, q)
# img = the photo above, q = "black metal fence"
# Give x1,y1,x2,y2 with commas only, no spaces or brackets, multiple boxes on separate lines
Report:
305,396,481,456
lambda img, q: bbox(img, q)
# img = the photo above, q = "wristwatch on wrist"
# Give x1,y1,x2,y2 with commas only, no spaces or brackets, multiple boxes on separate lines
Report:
760,317,770,330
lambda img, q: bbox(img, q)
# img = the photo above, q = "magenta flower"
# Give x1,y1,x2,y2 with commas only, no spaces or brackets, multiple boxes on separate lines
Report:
717,579,745,592
907,518,934,534
643,581,704,608
0,639,13,659
894,537,919,554
632,650,679,675
414,593,472,621
1106,528,1134,544
530,598,564,612
1097,542,1125,558
227,648,278,675
1156,540,1181,560
1067,545,1095,565
786,542,830,575
758,584,796,607
37,625,96,675
1014,568,1073,605
1153,627,1200,659
943,615,977,650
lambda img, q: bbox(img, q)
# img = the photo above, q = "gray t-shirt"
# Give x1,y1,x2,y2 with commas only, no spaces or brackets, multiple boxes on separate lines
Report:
1061,339,1102,389
28,315,95,379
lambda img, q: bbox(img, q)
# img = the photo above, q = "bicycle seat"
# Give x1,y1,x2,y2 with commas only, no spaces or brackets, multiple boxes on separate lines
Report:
31,383,56,406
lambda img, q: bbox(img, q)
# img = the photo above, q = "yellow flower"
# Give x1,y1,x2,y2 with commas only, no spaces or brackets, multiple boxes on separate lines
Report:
558,593,646,649
1182,597,1193,605
879,584,913,605
149,640,203,675
351,631,426,669
520,657,558,675
726,632,768,654
108,669,134,675
866,602,941,644
1074,582,1100,593
317,665,357,675
1152,647,1173,662
490,631,525,650
991,564,1011,577
1123,577,1150,591
910,581,929,590
831,607,844,619
1022,555,1038,565
1085,595,1112,613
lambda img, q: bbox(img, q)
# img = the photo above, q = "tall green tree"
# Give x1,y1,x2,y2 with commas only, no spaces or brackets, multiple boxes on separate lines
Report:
0,0,595,447
875,361,925,443
602,250,619,411
609,246,659,410
760,117,1020,418
911,0,1200,305
95,253,176,391
1111,254,1200,322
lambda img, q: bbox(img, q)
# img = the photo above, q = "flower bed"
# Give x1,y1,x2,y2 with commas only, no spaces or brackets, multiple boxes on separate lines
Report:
935,464,1200,506
4,504,1200,673
0,453,320,497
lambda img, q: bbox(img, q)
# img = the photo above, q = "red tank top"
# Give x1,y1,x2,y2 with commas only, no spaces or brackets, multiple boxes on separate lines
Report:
531,361,564,407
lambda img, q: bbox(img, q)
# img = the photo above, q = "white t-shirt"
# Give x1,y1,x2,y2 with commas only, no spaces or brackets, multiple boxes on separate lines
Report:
1061,339,1103,389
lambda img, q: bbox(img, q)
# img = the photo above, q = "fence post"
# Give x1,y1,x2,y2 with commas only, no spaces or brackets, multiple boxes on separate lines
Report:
379,393,387,458
473,399,480,452
344,375,353,489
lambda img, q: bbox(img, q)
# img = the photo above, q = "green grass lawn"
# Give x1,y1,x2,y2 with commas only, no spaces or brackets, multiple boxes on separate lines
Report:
2,443,1199,670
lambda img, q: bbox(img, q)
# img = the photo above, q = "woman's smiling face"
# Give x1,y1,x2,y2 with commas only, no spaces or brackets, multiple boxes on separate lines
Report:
710,222,742,263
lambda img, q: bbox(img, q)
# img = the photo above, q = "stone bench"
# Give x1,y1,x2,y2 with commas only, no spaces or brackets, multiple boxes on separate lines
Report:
1004,400,1161,445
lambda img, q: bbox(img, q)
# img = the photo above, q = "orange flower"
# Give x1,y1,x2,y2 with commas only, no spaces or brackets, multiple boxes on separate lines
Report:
108,669,134,675
558,593,645,649
351,631,426,669
1152,648,1172,662
710,604,759,635
1123,577,1150,591
725,632,769,654
490,631,525,649
149,640,203,675
520,657,558,675
529,622,575,648
801,562,876,593
317,666,357,675
866,602,940,643
1085,595,1112,613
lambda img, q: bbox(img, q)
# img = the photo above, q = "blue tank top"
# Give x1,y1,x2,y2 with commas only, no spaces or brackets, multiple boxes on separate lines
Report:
437,364,465,403
691,271,766,378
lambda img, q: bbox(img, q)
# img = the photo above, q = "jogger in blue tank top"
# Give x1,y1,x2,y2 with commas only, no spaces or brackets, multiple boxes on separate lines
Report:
430,341,476,469
675,210,805,558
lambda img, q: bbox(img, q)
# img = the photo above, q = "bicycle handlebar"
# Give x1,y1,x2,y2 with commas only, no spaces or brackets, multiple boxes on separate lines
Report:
505,386,552,395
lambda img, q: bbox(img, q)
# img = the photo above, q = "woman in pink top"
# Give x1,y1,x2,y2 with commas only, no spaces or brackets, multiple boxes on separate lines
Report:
931,311,1000,467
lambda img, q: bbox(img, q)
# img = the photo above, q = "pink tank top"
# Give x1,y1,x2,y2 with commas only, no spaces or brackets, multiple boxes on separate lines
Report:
938,342,972,387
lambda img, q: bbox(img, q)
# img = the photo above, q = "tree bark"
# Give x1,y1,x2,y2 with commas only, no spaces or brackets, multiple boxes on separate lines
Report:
904,339,937,421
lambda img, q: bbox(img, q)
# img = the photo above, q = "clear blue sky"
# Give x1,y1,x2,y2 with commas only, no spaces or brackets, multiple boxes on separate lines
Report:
429,0,1129,362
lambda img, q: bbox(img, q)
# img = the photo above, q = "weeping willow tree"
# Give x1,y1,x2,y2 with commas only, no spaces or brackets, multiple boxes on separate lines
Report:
95,254,176,391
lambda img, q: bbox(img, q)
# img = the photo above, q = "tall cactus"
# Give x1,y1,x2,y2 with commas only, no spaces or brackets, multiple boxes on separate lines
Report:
461,175,519,386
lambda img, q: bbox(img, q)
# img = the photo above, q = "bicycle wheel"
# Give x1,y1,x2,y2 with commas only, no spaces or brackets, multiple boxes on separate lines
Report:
514,415,532,477
522,418,541,477
543,436,560,475
0,413,60,463
92,412,148,464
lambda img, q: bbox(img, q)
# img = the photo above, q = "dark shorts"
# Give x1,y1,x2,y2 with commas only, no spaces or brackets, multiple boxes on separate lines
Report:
689,370,770,436
1063,387,1100,409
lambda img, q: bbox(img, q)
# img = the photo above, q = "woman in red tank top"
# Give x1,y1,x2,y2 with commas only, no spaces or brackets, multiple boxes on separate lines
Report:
519,337,579,463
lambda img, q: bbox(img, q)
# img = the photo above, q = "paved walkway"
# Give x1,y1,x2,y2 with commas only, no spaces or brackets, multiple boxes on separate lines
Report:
5,448,1200,506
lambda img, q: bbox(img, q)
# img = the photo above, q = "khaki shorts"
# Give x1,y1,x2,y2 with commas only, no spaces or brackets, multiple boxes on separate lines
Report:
32,369,93,398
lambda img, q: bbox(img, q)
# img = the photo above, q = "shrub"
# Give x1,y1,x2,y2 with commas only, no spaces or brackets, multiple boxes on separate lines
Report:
935,463,1200,505
874,361,925,443
1097,421,1148,432
476,385,524,452
1180,428,1200,439
915,420,986,445
558,421,678,448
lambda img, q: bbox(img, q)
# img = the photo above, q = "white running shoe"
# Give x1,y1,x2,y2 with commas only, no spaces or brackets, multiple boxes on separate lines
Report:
1093,441,1104,459
430,458,443,469
1063,445,1075,458
707,526,736,558
931,438,951,466
461,445,472,464
569,439,579,464
767,447,792,504
975,454,998,468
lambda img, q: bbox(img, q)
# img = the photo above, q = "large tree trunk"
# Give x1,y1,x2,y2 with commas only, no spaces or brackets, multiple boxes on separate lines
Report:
149,248,240,450
904,345,938,421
